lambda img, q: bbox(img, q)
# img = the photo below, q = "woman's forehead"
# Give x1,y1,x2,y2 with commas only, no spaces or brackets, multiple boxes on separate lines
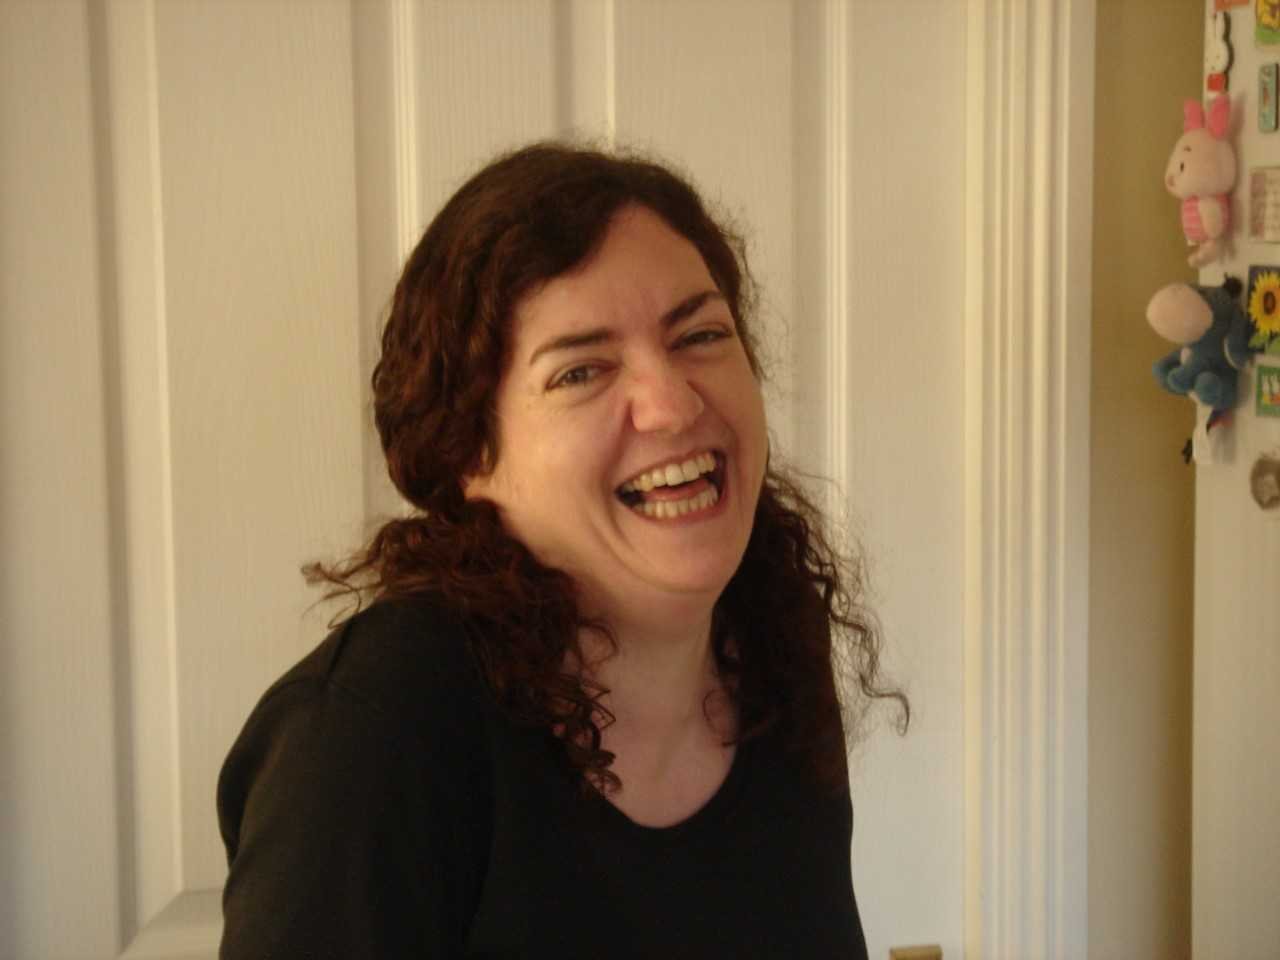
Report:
511,207,718,353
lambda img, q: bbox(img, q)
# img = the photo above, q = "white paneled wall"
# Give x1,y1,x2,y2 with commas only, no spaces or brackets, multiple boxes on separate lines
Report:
151,0,367,890
0,2,1020,957
1,3,122,954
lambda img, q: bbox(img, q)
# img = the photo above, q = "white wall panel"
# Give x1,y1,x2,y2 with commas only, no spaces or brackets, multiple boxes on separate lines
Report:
419,0,560,220
0,2,124,955
839,4,967,957
149,0,365,891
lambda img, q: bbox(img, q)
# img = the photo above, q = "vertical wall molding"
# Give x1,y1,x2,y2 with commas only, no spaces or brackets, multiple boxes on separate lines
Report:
97,0,185,944
143,0,184,905
557,0,613,142
354,0,415,520
602,0,616,146
823,0,849,520
390,0,420,262
963,1,1094,958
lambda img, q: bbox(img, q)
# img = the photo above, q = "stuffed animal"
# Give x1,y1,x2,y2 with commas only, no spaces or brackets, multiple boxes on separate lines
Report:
1148,276,1252,412
1164,95,1236,268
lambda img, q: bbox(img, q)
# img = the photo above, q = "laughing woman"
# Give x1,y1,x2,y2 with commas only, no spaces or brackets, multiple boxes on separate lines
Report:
216,144,908,959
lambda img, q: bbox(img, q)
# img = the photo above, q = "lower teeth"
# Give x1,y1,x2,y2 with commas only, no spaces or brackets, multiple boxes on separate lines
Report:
632,486,719,518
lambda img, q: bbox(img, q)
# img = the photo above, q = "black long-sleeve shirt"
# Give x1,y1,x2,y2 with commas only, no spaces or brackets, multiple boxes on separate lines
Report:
217,597,869,958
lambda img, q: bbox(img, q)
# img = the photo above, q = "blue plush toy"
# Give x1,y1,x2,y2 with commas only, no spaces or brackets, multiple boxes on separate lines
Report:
1148,275,1252,412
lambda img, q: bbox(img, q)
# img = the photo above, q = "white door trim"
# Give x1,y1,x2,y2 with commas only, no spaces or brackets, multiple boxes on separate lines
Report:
964,1,1094,957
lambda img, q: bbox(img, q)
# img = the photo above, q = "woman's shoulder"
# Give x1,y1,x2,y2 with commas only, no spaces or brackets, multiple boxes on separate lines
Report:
218,595,493,954
219,595,491,812
218,594,493,855
265,594,487,732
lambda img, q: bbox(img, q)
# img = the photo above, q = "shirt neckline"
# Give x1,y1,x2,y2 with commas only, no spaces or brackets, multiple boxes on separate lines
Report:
588,735,753,845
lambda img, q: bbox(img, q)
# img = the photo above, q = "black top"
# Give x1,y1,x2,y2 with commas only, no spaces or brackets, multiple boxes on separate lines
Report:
217,597,868,959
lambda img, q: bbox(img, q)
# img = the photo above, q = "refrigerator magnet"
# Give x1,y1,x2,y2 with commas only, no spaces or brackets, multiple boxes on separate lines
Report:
1260,0,1280,44
1208,12,1233,92
1262,64,1279,131
1257,363,1280,415
1247,266,1280,354
1248,170,1280,242
1248,450,1280,509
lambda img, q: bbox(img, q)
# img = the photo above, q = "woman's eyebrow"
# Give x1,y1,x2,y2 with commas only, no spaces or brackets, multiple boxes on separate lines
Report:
661,289,725,327
526,289,725,366
527,328,615,366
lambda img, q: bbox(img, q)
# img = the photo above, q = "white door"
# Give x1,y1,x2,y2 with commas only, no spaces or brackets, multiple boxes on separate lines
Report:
1,2,1025,957
1186,3,1280,955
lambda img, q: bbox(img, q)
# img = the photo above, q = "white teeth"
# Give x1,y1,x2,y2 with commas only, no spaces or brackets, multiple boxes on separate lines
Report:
633,482,719,519
619,451,719,493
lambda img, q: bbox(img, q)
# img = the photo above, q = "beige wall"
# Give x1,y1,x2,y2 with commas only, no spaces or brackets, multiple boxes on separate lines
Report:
1089,1,1200,957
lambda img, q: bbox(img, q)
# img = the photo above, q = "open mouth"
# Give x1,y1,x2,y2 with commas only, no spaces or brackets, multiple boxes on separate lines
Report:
615,451,726,519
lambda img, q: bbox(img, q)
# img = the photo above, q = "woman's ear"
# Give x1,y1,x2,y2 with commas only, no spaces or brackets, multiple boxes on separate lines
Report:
461,445,499,501
462,472,490,502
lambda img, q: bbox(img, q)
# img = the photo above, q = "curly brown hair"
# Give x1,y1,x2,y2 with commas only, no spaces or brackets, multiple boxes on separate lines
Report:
307,142,908,794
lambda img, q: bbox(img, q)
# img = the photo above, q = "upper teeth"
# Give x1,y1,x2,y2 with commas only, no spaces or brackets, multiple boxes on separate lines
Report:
619,452,716,493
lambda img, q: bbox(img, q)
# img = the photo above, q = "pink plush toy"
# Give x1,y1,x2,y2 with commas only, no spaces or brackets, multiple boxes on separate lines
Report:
1164,95,1236,268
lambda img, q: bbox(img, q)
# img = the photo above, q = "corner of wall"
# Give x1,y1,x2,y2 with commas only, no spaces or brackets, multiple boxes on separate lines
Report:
1087,1,1200,957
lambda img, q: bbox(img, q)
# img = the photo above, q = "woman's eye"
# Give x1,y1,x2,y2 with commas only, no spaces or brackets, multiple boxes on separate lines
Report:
548,365,600,390
676,327,731,348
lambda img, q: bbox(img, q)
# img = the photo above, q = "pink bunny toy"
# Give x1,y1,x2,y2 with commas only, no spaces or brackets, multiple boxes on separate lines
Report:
1165,95,1236,268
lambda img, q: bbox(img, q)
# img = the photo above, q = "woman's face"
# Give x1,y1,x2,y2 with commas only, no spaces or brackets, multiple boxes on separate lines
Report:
466,205,768,626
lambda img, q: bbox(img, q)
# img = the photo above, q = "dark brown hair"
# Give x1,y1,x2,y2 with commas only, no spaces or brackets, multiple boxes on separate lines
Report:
308,142,908,793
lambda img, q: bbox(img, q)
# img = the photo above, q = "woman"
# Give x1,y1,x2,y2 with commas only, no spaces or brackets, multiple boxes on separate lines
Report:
217,143,907,958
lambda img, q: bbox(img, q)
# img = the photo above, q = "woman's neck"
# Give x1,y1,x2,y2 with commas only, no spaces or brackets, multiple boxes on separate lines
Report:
577,610,735,744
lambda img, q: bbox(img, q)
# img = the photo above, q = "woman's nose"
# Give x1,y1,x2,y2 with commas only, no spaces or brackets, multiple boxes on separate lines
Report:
627,366,705,435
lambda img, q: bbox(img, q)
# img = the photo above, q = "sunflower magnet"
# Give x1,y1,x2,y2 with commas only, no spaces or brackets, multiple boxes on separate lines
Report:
1247,265,1280,355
